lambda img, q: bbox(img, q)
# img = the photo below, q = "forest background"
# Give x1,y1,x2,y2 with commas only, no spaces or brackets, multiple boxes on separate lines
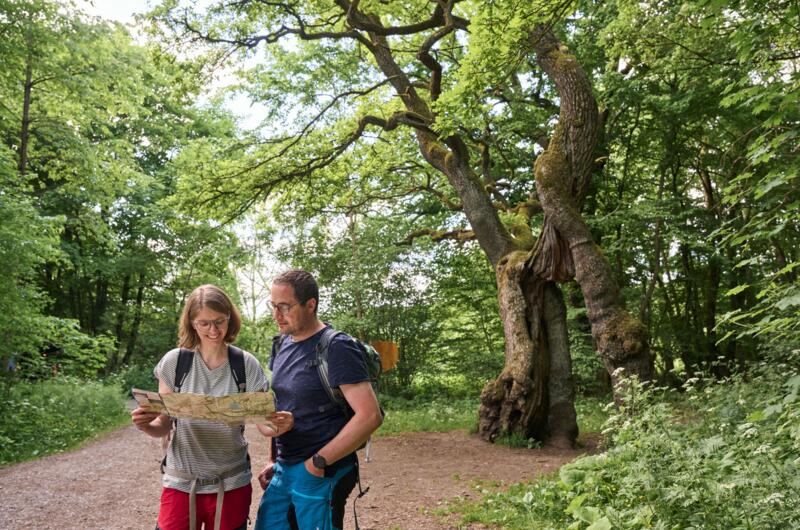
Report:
1,0,798,528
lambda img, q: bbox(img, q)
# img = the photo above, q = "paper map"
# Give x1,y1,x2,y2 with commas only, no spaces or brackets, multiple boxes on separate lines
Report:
132,388,276,426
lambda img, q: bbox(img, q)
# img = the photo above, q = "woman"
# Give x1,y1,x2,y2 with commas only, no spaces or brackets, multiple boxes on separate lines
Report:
131,284,292,530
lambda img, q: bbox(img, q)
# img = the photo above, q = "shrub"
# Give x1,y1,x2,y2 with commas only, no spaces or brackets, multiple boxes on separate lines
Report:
0,377,129,465
17,317,114,380
451,351,800,529
105,364,158,395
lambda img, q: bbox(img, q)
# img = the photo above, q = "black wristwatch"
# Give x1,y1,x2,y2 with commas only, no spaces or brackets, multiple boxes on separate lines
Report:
311,453,327,470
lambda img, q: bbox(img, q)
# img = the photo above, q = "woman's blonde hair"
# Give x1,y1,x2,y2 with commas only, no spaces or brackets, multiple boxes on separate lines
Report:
178,284,242,349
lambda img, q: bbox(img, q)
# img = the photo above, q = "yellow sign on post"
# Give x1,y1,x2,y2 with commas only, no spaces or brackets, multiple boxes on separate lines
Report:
370,340,399,373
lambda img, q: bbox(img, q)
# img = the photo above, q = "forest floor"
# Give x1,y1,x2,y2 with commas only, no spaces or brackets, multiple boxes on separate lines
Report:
0,421,595,529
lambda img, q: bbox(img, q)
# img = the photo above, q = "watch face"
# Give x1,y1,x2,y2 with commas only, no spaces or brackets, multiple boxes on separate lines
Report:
312,454,327,469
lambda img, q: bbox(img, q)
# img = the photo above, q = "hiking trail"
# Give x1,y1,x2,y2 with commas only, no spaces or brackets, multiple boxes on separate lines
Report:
0,424,591,529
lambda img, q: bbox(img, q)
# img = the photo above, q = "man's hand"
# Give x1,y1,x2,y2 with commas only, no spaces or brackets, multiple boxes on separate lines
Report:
303,457,324,478
258,463,275,490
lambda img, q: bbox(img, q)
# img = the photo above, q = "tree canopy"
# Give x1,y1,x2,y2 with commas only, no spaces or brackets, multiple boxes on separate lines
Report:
0,0,796,441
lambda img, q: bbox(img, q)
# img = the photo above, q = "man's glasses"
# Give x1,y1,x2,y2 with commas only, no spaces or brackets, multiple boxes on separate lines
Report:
267,301,298,316
193,316,229,331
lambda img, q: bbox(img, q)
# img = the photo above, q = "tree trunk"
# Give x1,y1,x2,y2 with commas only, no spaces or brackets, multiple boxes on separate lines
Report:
479,251,548,442
639,123,675,327
90,276,108,335
348,211,366,341
122,274,145,366
478,253,578,446
543,282,577,448
111,274,131,370
18,32,33,176
528,26,653,390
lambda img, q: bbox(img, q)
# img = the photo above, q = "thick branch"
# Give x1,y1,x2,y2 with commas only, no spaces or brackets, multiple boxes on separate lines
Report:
529,24,652,384
530,25,600,204
172,5,371,50
342,0,467,36
398,227,475,245
416,2,468,101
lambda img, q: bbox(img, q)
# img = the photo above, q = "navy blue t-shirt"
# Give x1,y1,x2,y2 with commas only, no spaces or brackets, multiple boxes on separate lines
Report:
270,326,369,465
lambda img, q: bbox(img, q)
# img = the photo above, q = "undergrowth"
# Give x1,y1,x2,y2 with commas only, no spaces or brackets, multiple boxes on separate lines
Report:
450,351,800,529
0,377,129,465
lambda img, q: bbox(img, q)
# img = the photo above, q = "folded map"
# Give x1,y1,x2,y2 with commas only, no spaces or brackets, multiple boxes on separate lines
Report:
132,388,276,427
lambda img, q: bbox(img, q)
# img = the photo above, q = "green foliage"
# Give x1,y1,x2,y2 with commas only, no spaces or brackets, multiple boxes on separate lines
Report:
17,318,115,380
0,149,64,361
376,396,478,436
574,395,609,439
104,364,159,394
495,432,543,450
0,377,129,465
435,0,575,136
0,0,251,378
451,353,800,529
261,194,504,398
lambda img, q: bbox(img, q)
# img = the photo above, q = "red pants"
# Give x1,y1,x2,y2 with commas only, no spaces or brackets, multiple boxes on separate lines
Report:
157,483,251,530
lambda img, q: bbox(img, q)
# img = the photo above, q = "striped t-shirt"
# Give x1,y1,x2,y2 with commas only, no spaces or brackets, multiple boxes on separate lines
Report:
154,347,269,494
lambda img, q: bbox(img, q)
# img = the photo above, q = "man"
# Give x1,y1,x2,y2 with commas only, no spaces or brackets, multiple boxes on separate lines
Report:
255,269,383,530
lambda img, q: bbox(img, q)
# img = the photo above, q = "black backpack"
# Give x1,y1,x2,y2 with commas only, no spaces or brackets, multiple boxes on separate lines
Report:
175,344,247,393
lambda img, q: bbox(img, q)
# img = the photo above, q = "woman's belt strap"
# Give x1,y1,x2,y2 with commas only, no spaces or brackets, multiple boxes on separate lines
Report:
163,460,250,530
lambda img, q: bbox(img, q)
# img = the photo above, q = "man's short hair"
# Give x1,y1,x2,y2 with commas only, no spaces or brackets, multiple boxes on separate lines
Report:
273,269,319,312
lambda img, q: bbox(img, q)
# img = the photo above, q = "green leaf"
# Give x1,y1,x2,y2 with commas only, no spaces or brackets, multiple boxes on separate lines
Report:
565,493,587,515
754,176,786,199
573,506,602,524
560,467,587,486
587,517,613,530
734,257,759,269
725,284,750,297
775,292,800,310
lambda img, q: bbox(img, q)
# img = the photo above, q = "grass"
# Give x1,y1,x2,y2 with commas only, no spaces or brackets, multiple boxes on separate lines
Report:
377,394,610,442
376,396,478,436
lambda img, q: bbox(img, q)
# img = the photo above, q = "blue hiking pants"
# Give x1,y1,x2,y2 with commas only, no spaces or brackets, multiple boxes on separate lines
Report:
254,460,356,530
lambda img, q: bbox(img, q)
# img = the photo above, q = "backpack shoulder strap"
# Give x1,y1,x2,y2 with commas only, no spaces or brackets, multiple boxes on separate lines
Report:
269,334,285,371
175,348,194,393
314,327,349,415
227,344,246,393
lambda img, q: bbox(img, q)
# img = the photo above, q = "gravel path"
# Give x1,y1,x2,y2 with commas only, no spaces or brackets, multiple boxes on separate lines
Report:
0,424,590,529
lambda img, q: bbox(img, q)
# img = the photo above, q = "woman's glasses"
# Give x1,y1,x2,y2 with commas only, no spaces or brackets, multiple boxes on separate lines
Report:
193,316,229,331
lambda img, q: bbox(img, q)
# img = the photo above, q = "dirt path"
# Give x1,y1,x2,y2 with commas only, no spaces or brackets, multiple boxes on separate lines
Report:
0,425,590,529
